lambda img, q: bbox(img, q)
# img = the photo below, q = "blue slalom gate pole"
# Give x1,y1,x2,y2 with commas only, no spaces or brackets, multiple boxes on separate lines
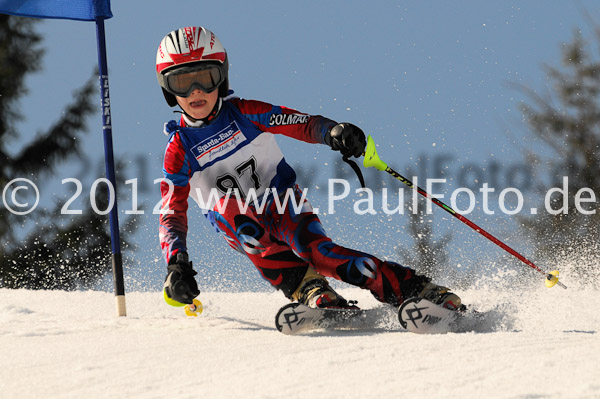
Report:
95,17,126,316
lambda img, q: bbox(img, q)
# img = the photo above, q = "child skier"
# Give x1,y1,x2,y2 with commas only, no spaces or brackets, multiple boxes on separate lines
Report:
156,26,461,311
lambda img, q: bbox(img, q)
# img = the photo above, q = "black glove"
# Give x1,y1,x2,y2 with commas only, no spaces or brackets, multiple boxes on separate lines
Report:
324,123,366,158
163,252,200,305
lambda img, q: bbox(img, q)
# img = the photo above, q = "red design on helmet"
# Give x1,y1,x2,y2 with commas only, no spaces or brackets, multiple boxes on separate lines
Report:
156,26,229,106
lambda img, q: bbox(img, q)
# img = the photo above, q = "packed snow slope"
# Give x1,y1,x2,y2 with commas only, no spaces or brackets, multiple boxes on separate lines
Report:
1,284,598,399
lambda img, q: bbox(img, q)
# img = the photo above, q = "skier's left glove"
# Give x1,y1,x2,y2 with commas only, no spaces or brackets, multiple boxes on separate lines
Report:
324,123,366,158
163,252,200,306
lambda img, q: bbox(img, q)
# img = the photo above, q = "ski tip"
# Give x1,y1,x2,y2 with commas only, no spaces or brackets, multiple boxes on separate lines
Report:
275,303,304,334
398,297,458,334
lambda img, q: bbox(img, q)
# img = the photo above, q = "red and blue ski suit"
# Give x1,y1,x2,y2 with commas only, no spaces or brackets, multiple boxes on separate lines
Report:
159,97,420,305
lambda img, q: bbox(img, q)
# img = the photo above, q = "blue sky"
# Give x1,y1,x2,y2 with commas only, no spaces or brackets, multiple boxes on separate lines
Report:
14,1,600,291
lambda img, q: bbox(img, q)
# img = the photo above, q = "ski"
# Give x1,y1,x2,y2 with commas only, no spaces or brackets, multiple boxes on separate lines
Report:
398,297,461,334
275,302,376,335
276,298,483,335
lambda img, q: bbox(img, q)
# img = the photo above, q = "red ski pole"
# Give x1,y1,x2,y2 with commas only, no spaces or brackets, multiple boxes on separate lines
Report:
362,135,566,289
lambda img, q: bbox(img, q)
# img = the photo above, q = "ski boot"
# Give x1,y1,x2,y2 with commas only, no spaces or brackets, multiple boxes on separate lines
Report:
292,267,353,309
417,281,463,311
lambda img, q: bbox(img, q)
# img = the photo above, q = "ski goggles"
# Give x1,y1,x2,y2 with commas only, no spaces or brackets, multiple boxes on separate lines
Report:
163,63,224,97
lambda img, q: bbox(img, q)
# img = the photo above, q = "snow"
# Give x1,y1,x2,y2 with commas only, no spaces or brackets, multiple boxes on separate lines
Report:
1,286,599,399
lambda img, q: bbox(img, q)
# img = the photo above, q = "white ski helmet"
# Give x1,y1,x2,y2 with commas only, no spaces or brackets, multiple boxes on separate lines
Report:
156,26,229,106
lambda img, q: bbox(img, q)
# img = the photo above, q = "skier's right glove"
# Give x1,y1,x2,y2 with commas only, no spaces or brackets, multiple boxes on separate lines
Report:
163,252,200,306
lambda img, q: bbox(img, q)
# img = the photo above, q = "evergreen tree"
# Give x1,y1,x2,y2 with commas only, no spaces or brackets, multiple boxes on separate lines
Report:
519,30,600,285
0,15,134,289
